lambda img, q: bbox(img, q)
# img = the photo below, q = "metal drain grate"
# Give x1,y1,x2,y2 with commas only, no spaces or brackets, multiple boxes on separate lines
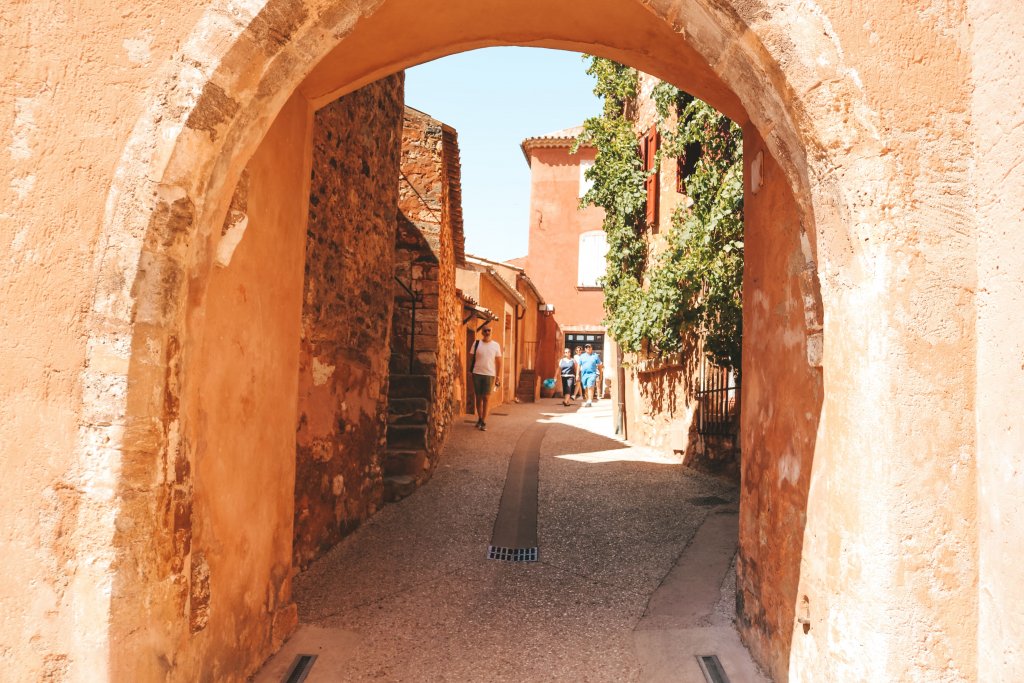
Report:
696,654,730,683
488,545,538,562
282,654,317,683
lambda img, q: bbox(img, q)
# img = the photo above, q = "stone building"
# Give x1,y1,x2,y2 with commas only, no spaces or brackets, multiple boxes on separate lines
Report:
609,71,741,473
292,75,405,570
469,256,564,402
4,2,1023,682
384,106,467,500
456,255,529,407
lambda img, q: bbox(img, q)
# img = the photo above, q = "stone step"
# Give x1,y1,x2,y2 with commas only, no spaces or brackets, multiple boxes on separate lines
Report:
386,424,428,450
388,397,430,425
382,448,427,477
517,370,538,402
389,374,433,399
383,475,417,503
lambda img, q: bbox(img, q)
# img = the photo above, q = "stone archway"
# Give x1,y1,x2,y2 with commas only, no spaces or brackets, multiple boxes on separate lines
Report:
73,1,977,682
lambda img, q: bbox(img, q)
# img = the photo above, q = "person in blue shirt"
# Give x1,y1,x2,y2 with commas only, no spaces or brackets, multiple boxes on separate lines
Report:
577,343,604,407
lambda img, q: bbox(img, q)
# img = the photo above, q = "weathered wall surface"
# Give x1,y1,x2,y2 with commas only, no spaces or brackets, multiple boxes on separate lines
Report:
737,129,822,681
292,75,404,569
156,94,311,681
781,3,978,680
1,2,211,679
623,355,697,452
434,126,460,445
971,1,1024,679
392,107,460,480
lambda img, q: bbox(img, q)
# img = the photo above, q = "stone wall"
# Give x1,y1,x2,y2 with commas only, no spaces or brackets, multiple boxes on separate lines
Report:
618,72,737,471
623,353,697,454
292,74,404,569
390,108,461,482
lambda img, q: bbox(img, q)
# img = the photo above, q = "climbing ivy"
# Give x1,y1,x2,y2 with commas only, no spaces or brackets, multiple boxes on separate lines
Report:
576,57,744,371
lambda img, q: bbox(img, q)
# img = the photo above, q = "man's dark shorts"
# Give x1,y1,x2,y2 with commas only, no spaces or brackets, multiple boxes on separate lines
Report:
473,373,495,396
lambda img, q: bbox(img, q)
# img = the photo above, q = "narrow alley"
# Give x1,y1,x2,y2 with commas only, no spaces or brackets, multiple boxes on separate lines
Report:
255,401,765,682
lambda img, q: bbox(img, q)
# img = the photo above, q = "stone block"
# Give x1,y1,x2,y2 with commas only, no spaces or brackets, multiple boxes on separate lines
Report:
388,374,433,398
386,424,428,450
382,475,417,502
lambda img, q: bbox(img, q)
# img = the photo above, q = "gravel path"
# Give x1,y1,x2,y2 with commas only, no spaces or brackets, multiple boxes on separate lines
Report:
284,399,740,682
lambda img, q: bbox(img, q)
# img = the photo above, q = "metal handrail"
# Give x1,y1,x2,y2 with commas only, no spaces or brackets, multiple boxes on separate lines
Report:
393,275,422,374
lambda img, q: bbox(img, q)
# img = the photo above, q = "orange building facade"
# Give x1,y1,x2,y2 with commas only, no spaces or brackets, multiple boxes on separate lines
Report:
513,129,607,355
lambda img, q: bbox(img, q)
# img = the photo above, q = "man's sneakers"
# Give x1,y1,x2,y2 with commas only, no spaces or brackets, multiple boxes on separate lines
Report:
475,418,487,431
584,401,592,407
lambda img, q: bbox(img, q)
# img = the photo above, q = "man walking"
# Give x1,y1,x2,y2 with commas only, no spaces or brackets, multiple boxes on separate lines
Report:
470,327,502,431
578,343,603,408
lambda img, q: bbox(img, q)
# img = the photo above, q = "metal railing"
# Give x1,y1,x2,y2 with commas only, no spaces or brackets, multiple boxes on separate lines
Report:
695,359,738,436
393,275,421,374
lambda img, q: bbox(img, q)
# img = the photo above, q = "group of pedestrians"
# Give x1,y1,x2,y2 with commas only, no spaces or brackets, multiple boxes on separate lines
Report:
557,343,603,408
468,327,605,435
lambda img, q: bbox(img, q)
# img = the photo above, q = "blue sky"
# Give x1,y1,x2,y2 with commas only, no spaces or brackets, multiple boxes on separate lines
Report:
405,47,601,262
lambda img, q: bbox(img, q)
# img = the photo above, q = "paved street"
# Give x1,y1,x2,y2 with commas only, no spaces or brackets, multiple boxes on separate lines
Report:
256,400,767,682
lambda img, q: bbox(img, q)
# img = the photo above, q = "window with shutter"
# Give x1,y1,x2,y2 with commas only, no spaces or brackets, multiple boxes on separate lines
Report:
579,159,595,198
577,230,609,288
677,141,702,194
644,126,659,232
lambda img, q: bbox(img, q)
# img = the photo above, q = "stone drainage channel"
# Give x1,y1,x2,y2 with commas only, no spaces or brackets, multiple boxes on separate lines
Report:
255,401,768,682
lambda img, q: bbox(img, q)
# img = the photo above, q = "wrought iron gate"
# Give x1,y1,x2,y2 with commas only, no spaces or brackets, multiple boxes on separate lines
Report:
695,358,738,436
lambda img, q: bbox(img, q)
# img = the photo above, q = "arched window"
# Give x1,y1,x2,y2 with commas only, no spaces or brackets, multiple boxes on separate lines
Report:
577,230,608,288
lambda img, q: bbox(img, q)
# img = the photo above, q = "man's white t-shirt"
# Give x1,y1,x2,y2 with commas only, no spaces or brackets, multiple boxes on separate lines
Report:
472,340,502,377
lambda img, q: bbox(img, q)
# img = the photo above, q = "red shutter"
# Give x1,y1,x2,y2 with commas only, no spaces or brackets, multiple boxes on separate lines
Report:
645,126,659,231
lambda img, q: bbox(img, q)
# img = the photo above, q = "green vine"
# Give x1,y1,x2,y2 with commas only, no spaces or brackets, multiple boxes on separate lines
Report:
577,57,744,371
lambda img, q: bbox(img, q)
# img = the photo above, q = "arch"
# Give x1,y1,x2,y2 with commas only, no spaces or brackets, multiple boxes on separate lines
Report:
77,0,915,681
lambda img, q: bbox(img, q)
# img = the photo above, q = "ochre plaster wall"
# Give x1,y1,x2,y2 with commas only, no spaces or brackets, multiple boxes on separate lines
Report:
475,276,515,406
293,75,404,569
521,146,606,329
110,93,312,681
971,1,1024,678
737,129,823,681
3,1,1019,681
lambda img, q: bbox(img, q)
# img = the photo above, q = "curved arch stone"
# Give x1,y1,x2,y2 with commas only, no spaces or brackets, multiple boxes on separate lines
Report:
63,1,978,681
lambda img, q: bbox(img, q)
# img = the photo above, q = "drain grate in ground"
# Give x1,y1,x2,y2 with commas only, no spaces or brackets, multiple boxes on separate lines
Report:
490,411,510,416
696,654,730,683
689,495,730,507
488,424,546,563
282,654,317,683
487,545,538,562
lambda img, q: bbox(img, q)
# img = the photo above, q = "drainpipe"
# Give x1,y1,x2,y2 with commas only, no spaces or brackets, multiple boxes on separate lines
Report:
616,342,627,440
